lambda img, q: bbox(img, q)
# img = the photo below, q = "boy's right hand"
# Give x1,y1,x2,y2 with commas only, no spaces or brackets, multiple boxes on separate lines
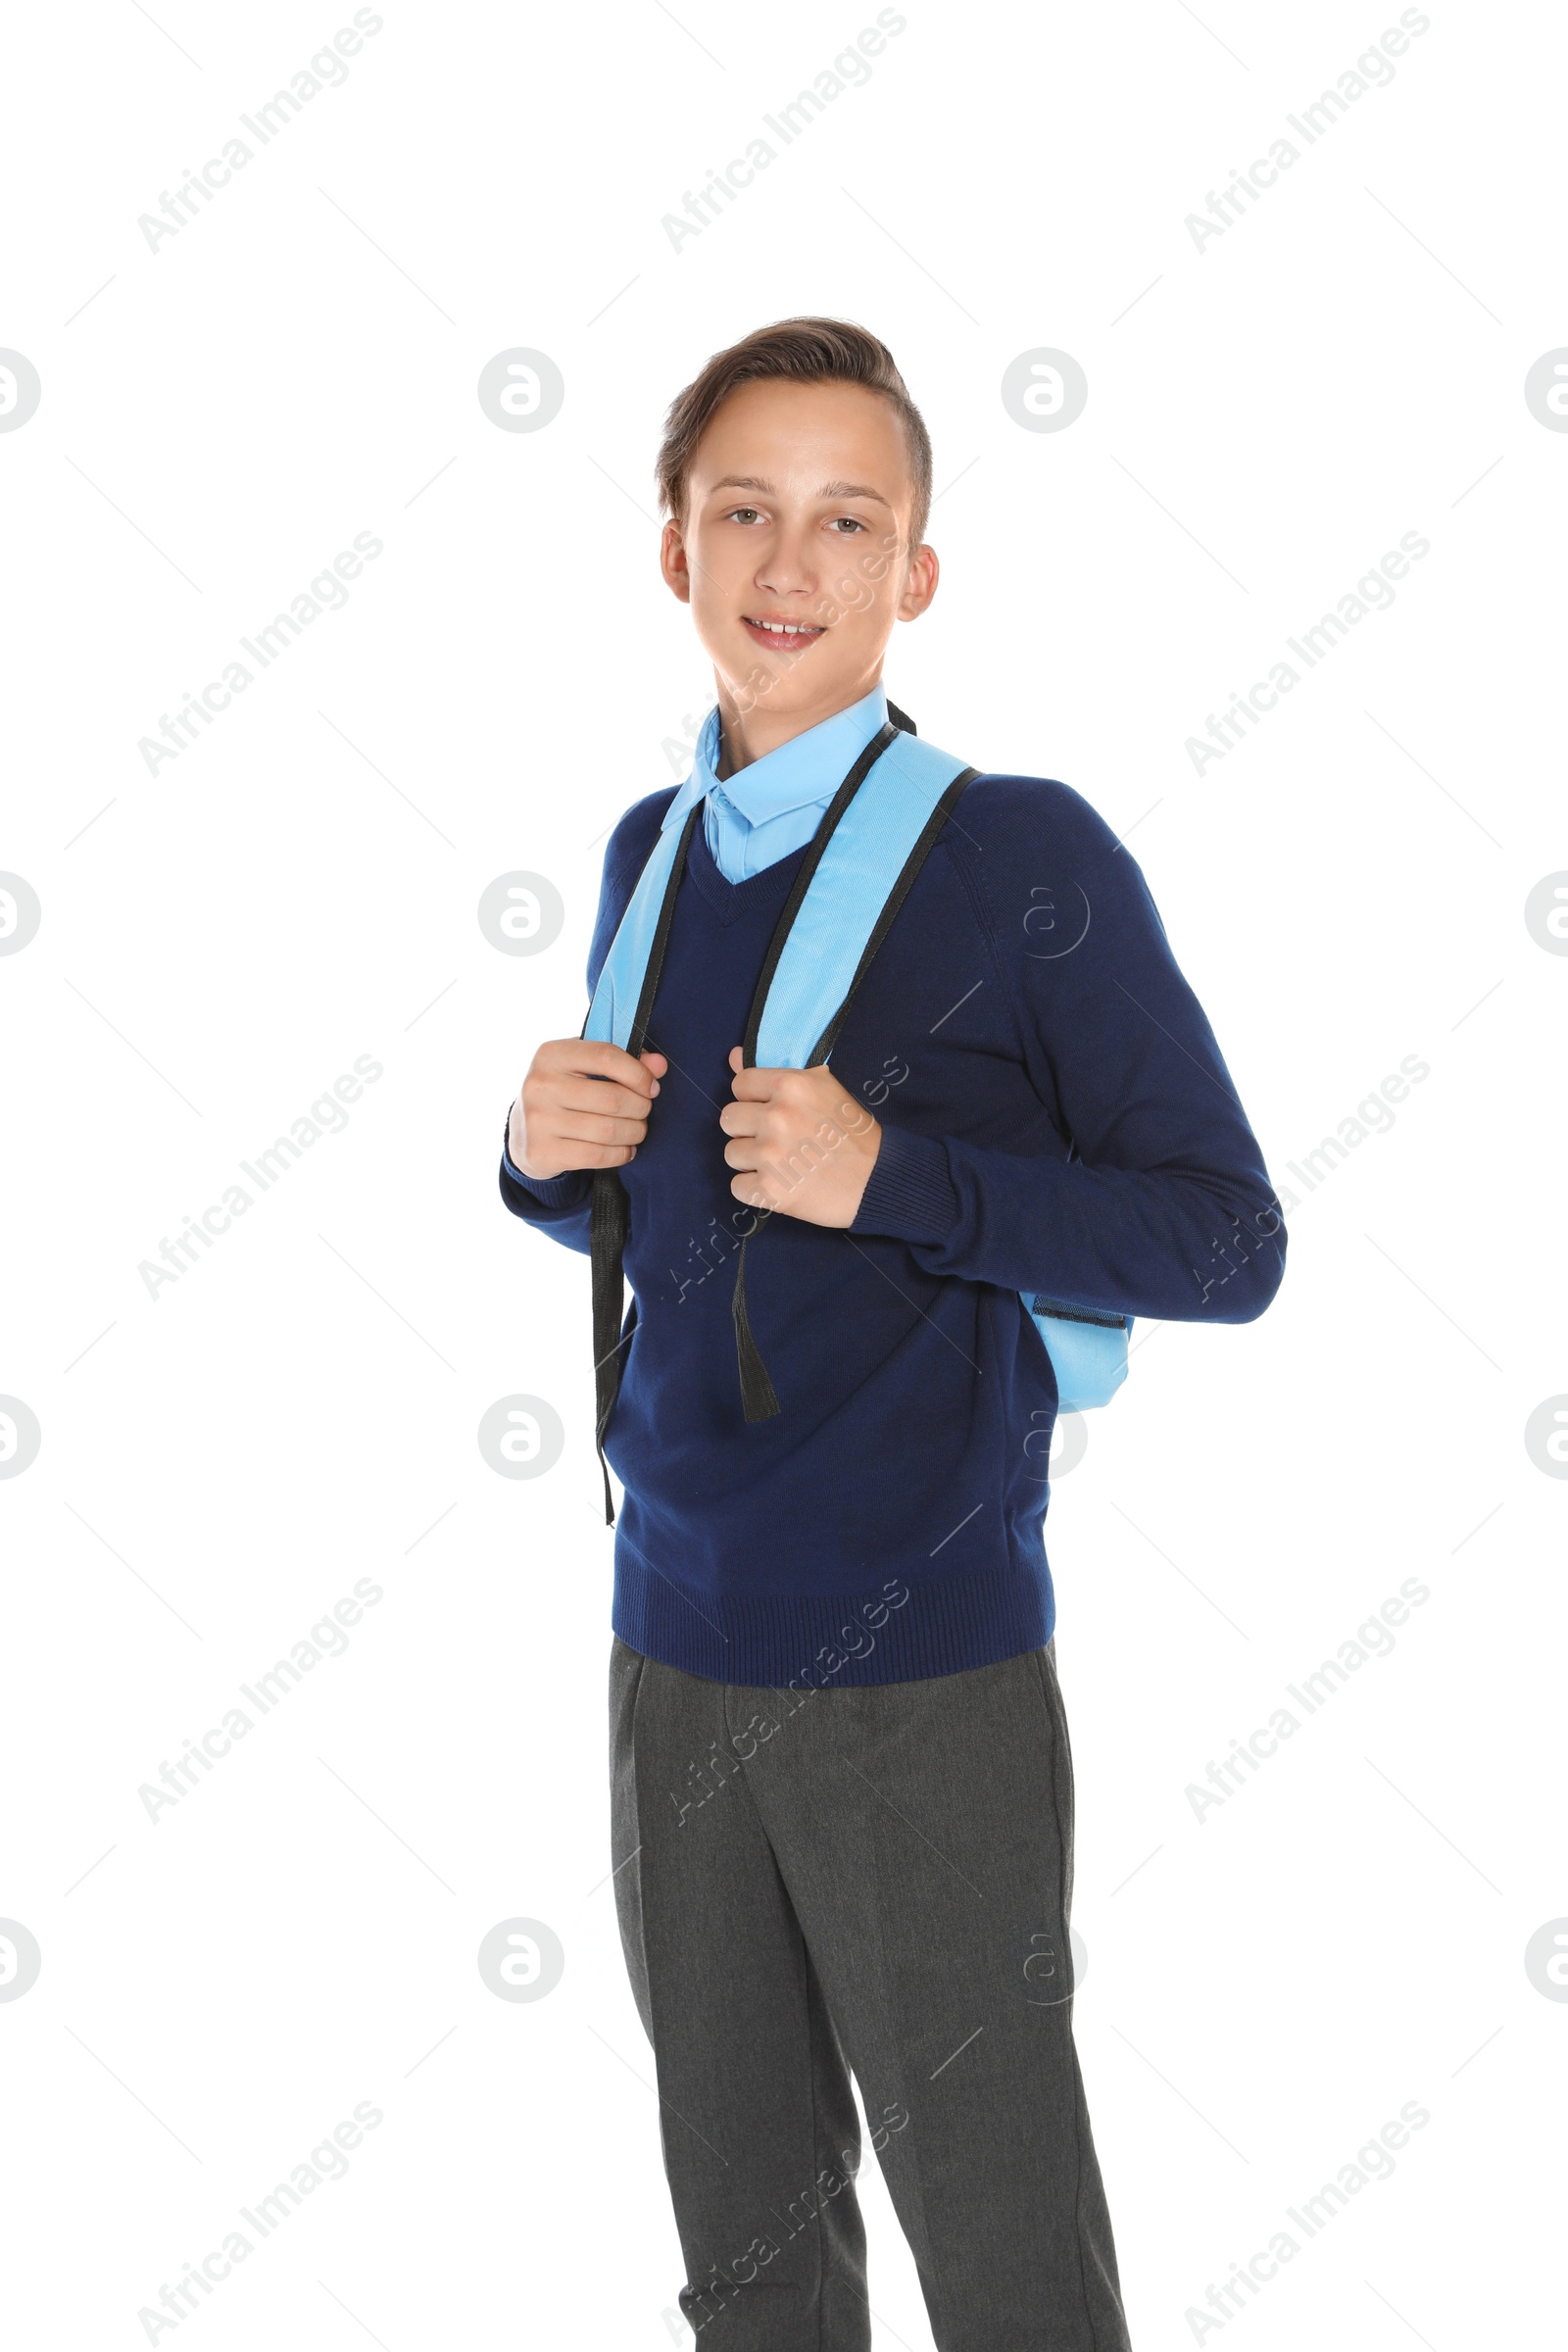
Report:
507,1041,667,1180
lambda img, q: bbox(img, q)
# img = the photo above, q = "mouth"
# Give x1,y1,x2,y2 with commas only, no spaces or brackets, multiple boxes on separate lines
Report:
740,613,827,653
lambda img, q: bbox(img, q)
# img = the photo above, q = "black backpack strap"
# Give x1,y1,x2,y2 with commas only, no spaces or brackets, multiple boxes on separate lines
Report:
740,720,902,1069
730,721,980,1422
589,800,702,1523
726,718,897,1419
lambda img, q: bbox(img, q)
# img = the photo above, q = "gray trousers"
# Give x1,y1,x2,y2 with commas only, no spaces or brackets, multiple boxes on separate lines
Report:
609,1635,1131,2351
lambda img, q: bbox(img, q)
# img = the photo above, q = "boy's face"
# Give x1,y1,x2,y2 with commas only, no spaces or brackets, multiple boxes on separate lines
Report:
661,377,937,731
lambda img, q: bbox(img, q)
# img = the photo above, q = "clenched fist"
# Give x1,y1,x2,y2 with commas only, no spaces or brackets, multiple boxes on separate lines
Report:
508,1039,669,1180
720,1047,883,1228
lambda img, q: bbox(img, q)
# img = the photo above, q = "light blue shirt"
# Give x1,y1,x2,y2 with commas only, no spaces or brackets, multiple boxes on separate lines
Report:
662,684,890,883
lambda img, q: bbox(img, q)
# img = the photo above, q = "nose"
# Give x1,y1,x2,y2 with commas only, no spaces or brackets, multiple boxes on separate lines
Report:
755,516,817,600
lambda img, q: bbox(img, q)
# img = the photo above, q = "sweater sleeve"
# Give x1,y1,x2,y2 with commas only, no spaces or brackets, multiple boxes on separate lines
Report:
496,787,674,1261
498,1115,595,1254
847,779,1287,1326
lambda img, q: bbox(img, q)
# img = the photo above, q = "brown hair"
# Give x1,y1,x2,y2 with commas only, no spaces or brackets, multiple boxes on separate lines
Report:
655,316,933,556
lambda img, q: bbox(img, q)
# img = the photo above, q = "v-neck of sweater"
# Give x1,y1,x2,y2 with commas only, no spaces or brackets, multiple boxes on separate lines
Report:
683,802,814,926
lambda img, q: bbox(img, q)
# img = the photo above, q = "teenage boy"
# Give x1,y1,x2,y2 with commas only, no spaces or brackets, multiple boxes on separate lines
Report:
499,318,1286,2352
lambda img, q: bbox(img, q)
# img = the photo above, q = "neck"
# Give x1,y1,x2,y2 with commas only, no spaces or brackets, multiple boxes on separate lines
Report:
712,665,884,779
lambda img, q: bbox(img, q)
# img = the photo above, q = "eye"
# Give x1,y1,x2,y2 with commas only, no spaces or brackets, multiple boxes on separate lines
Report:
724,506,762,524
829,515,868,533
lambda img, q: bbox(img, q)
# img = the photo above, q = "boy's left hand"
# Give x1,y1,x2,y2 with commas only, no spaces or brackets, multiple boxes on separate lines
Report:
721,1047,882,1228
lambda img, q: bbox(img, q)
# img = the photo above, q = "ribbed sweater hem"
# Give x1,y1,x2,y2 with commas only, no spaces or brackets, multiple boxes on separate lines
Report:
611,1550,1054,1687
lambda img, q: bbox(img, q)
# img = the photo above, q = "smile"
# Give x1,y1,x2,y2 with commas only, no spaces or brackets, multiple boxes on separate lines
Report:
741,614,826,648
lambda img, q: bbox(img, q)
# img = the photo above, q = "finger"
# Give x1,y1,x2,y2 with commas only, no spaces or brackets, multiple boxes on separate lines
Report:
540,1037,661,1096
551,1108,651,1147
557,1141,641,1167
551,1076,662,1123
519,1137,642,1176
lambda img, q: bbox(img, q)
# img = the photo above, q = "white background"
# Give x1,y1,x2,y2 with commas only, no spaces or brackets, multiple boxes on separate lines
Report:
2,1,1564,2344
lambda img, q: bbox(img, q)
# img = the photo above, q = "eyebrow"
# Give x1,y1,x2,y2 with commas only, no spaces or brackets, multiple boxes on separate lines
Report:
710,474,893,510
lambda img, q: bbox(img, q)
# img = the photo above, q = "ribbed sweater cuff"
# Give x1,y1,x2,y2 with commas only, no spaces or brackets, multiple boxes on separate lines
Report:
849,1119,959,1246
500,1121,592,1209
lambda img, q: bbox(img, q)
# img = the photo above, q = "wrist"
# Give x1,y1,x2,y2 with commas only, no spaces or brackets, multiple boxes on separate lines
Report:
504,1103,562,1185
508,1106,535,1177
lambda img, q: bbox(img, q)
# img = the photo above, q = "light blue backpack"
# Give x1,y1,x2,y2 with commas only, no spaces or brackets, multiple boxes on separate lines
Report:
580,707,1129,1522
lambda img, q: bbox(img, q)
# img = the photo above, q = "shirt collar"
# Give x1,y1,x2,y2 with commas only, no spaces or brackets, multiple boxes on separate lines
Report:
662,683,890,835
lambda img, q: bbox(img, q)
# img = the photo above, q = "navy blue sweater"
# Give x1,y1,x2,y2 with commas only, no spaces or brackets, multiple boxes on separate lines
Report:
500,771,1285,1686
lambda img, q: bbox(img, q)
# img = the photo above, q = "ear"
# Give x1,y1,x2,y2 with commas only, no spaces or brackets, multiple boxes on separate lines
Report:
660,517,693,606
896,542,939,624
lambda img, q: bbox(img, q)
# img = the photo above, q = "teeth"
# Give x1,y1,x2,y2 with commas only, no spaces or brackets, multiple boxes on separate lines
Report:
754,619,817,635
